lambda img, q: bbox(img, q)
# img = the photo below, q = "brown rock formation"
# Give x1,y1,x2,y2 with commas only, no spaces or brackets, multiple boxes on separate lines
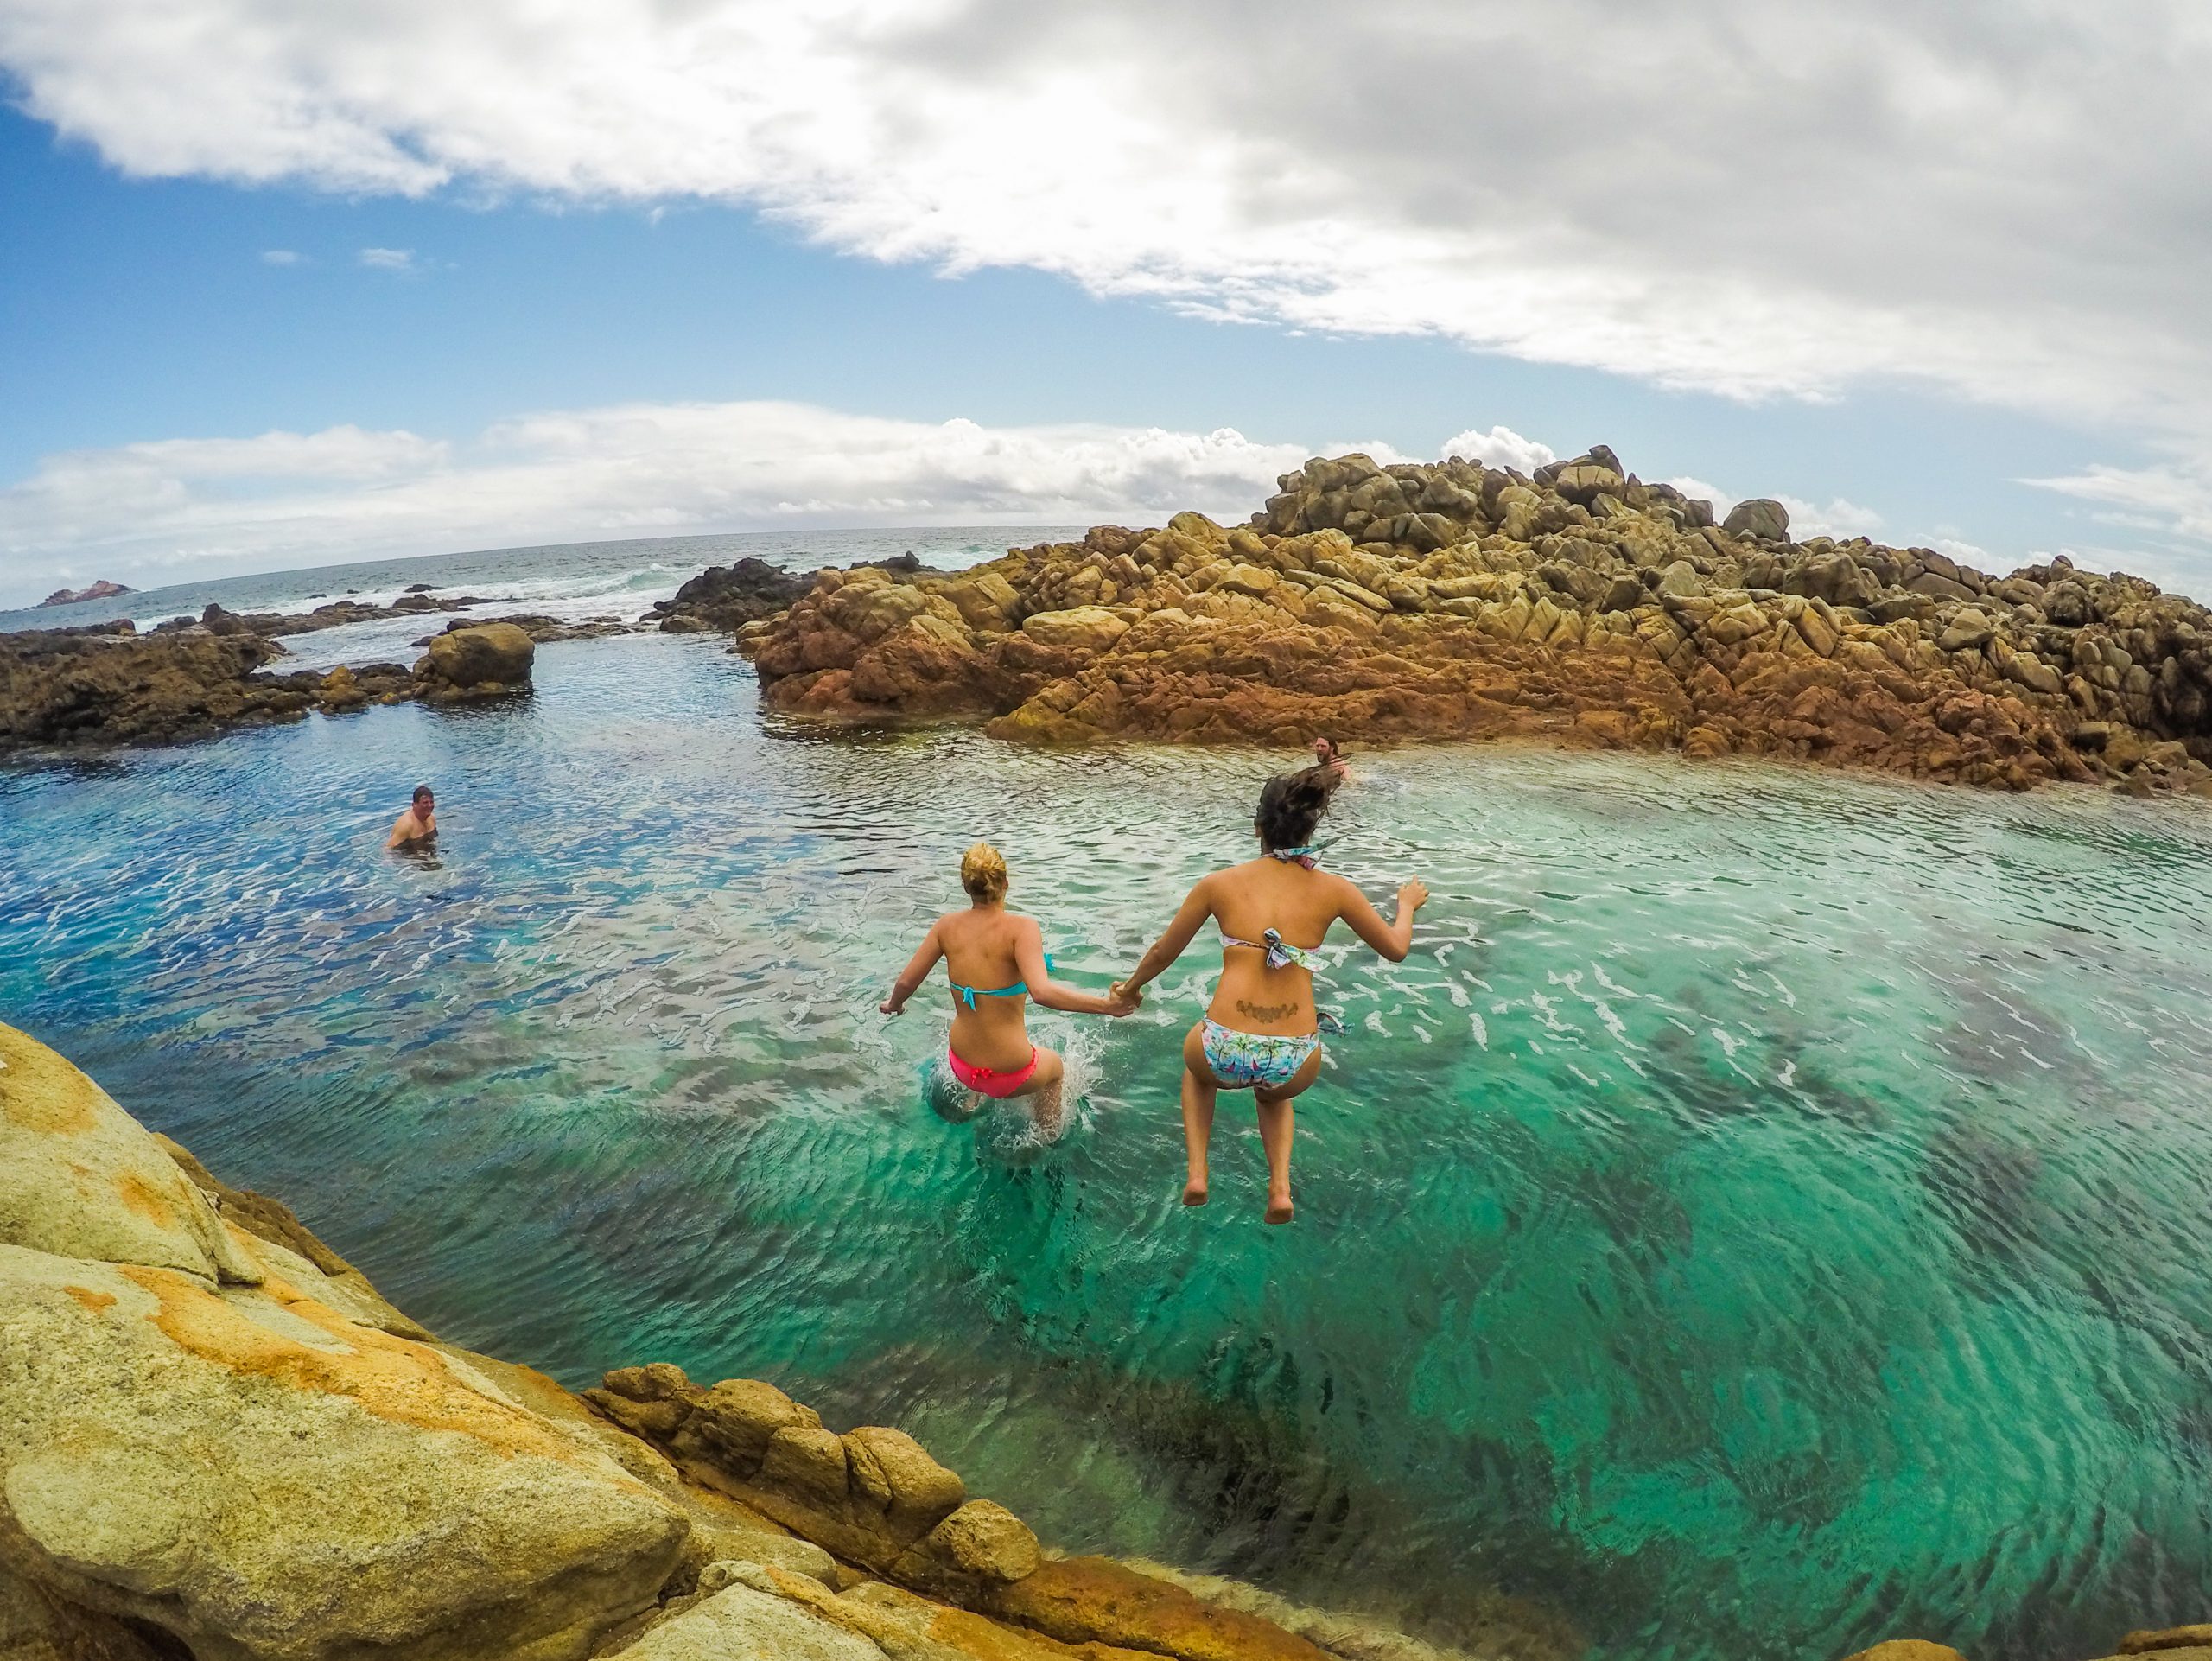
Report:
0,622,532,754
735,454,2212,796
414,620,537,703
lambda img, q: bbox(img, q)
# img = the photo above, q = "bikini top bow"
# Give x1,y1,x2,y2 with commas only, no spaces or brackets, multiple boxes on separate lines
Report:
1223,926,1321,972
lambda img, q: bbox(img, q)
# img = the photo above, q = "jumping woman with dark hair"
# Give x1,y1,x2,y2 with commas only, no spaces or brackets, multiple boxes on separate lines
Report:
1111,767,1428,1223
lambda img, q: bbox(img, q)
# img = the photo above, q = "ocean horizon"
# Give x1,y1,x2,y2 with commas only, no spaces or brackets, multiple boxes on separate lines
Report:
0,524,1090,639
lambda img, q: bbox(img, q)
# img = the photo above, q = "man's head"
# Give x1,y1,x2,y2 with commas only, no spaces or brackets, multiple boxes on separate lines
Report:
1313,735,1340,766
411,785,435,815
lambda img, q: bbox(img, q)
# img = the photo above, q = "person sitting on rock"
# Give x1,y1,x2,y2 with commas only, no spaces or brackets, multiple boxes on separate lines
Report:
1109,767,1426,1224
880,842,1138,1134
386,785,437,850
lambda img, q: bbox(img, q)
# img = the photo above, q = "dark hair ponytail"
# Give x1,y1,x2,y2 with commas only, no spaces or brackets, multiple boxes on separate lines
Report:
1255,765,1340,852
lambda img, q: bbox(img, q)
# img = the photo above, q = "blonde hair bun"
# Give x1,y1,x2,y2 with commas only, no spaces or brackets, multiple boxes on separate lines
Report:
960,842,1009,902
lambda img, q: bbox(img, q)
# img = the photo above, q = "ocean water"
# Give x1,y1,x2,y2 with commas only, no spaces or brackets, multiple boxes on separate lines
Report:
3,633,2210,1661
0,525,1084,648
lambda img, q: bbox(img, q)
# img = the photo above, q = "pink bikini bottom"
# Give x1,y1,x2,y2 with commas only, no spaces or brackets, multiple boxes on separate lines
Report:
948,1046,1039,1098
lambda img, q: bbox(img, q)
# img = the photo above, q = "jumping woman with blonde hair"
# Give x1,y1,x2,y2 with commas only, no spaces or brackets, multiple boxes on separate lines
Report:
1111,767,1427,1223
881,843,1137,1132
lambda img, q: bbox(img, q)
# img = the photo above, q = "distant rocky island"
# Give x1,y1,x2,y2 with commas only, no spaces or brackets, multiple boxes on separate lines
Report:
4,446,2211,799
35,577,132,608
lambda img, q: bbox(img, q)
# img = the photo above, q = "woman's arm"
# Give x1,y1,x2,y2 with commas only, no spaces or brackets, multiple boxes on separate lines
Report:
1014,920,1132,1016
880,922,944,1015
1111,876,1217,1001
1334,875,1428,963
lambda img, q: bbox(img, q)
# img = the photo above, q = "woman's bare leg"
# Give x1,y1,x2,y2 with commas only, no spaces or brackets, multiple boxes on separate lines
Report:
1255,1047,1324,1225
1014,1046,1066,1136
1179,1022,1217,1206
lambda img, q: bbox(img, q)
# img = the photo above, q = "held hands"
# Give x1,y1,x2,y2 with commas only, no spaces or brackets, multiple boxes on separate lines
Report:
1398,877,1431,913
1106,980,1145,1017
879,993,905,1016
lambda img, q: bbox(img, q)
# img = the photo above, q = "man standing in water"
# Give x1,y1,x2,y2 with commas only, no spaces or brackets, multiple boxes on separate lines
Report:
386,785,437,850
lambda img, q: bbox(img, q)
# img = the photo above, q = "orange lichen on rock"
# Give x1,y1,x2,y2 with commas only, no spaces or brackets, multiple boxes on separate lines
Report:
986,1557,1332,1661
115,1171,178,1226
62,1285,117,1313
0,1023,99,1133
117,1263,603,1467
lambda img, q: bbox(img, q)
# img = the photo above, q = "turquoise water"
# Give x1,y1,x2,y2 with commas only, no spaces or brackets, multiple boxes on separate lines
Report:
3,633,2210,1661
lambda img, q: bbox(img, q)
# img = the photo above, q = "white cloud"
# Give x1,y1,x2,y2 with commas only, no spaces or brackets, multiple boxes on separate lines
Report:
1666,476,1733,519
260,247,301,264
2020,458,2212,545
1773,495,1885,542
3,1,2210,439
0,401,1317,600
1440,426,1556,476
357,246,416,272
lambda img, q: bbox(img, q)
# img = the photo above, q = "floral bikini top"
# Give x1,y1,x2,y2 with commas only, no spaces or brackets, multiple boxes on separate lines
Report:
1222,845,1324,965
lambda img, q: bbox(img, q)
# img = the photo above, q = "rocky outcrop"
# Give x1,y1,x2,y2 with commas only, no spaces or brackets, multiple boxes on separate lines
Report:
415,614,645,647
0,1020,1474,1661
35,579,133,608
413,620,537,703
734,452,2212,796
157,595,493,640
0,628,308,751
0,621,536,752
647,558,816,633
649,552,924,634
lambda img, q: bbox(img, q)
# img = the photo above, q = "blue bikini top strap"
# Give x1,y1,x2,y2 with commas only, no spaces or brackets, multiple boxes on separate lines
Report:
952,953,1054,1008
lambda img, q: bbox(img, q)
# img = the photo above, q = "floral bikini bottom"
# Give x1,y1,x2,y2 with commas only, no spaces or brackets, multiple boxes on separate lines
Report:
1199,1019,1320,1091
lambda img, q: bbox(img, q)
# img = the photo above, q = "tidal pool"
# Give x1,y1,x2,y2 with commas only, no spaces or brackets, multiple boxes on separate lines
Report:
4,633,2209,1661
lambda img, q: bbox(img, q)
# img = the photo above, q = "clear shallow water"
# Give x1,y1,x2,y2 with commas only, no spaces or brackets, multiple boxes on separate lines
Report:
3,635,2210,1661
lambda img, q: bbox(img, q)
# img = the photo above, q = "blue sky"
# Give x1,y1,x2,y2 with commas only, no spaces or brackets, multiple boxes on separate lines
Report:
3,2,2209,607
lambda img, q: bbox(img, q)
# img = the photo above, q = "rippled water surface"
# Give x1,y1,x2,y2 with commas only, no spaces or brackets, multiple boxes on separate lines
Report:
5,634,2210,1661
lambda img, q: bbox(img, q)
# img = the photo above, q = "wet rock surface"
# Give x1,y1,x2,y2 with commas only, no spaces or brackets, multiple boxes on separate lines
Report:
0,621,534,753
736,451,2212,795
156,594,495,639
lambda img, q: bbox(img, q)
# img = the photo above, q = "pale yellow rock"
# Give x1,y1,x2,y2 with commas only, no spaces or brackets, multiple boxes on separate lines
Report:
620,1581,884,1661
1217,563,1279,598
0,1244,687,1661
890,1499,1043,1603
0,1023,259,1286
1020,607,1131,653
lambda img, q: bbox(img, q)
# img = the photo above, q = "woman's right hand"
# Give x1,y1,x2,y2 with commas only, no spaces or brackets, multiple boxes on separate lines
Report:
1399,877,1430,912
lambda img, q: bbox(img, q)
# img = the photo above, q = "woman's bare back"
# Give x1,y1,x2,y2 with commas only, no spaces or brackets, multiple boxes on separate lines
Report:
937,907,1041,1071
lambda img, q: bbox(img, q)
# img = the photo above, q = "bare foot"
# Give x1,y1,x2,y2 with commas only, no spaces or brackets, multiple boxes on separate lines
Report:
1182,1178,1209,1206
1263,1193,1294,1225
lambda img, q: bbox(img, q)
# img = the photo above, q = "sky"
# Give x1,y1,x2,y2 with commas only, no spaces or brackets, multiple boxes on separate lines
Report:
3,0,2212,608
